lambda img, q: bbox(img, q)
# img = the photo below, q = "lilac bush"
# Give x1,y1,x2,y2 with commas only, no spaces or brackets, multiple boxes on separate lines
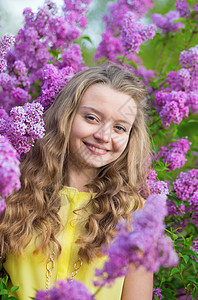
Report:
0,135,21,211
35,279,95,300
152,11,185,34
0,102,45,155
0,34,15,72
94,194,178,287
155,138,191,170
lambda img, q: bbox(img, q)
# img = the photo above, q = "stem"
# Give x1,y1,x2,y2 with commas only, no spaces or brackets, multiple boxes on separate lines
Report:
184,271,198,300
160,49,175,76
184,29,197,51
149,117,161,127
92,284,105,298
155,43,166,70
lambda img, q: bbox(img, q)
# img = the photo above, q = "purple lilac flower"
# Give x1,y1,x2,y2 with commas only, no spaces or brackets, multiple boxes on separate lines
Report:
146,169,169,196
0,72,30,112
12,60,30,90
179,45,198,68
156,138,191,170
147,179,169,196
6,1,86,86
187,92,198,114
173,169,198,201
121,12,157,54
38,64,74,110
0,135,21,209
164,68,191,92
152,11,184,35
175,0,191,18
58,44,84,72
63,0,92,29
94,33,123,62
0,103,45,155
188,191,198,208
191,238,198,263
135,65,155,85
154,91,189,126
104,0,154,30
0,34,15,72
95,194,178,287
163,66,198,114
35,279,95,300
153,287,163,300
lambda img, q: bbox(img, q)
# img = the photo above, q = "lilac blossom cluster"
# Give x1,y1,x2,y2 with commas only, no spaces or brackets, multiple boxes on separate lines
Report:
0,1,88,113
154,91,189,126
0,135,21,212
14,2,84,72
175,0,198,18
0,34,15,73
173,169,198,202
121,12,157,54
63,0,92,30
94,194,178,287
37,64,75,110
152,11,185,35
180,45,198,69
155,138,191,170
172,169,198,227
163,45,198,115
191,238,198,263
104,0,154,30
146,169,169,196
4,0,87,93
0,102,45,155
153,288,163,300
35,279,95,300
95,0,155,65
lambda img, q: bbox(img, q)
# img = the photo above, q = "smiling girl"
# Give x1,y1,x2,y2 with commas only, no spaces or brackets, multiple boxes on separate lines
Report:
0,65,153,299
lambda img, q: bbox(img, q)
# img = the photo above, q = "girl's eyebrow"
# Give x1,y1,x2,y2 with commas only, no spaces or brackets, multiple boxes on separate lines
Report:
80,106,132,125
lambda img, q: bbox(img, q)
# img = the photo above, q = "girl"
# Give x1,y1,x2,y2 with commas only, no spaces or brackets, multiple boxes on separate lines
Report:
0,65,153,299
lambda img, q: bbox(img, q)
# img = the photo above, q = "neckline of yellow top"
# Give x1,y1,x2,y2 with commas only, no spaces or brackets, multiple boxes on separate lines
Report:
59,186,96,202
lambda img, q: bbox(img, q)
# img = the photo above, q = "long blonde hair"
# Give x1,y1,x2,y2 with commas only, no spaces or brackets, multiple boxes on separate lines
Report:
0,65,150,262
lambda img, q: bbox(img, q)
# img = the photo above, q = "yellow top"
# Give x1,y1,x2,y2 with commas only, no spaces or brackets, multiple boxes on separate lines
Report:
4,187,126,300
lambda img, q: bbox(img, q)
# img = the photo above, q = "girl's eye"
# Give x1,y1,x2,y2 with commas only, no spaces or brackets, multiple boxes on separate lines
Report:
85,115,98,122
114,125,126,132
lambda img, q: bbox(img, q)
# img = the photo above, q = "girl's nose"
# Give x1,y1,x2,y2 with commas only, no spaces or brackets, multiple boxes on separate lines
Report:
93,123,112,143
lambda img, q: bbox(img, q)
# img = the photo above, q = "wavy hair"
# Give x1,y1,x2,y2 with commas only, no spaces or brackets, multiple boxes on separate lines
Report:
0,64,150,263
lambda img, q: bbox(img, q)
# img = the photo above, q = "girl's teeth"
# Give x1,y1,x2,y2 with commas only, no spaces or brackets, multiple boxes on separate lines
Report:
89,145,106,152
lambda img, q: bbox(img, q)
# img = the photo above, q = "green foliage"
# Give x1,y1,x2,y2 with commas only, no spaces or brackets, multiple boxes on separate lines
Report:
0,275,18,300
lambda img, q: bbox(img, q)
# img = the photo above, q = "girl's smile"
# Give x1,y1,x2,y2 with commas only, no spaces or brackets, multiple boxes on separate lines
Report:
69,84,137,170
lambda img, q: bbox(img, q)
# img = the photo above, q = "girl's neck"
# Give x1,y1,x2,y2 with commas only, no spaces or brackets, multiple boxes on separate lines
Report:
66,162,97,192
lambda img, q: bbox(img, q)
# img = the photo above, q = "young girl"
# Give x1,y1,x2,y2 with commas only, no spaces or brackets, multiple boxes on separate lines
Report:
0,64,153,299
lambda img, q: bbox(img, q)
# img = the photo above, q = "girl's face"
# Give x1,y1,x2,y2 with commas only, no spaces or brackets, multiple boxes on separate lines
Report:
69,84,137,170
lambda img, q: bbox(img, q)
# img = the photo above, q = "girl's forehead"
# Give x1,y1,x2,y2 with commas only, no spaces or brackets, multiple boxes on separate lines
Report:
79,84,137,124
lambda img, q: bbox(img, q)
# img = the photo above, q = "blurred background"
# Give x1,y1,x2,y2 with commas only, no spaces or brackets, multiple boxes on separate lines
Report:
0,0,175,48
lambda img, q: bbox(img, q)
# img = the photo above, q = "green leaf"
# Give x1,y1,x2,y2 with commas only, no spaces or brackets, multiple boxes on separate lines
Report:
127,61,138,70
48,49,59,58
183,255,189,264
81,35,93,45
8,297,19,300
180,264,185,272
10,286,19,293
172,233,178,241
172,17,186,24
187,119,198,123
170,267,179,276
0,289,9,295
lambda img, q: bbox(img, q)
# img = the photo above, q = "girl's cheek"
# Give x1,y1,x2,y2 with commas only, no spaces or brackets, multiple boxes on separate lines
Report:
113,134,129,151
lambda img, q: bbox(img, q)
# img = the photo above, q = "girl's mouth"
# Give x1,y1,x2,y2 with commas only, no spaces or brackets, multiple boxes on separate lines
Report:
83,142,109,155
